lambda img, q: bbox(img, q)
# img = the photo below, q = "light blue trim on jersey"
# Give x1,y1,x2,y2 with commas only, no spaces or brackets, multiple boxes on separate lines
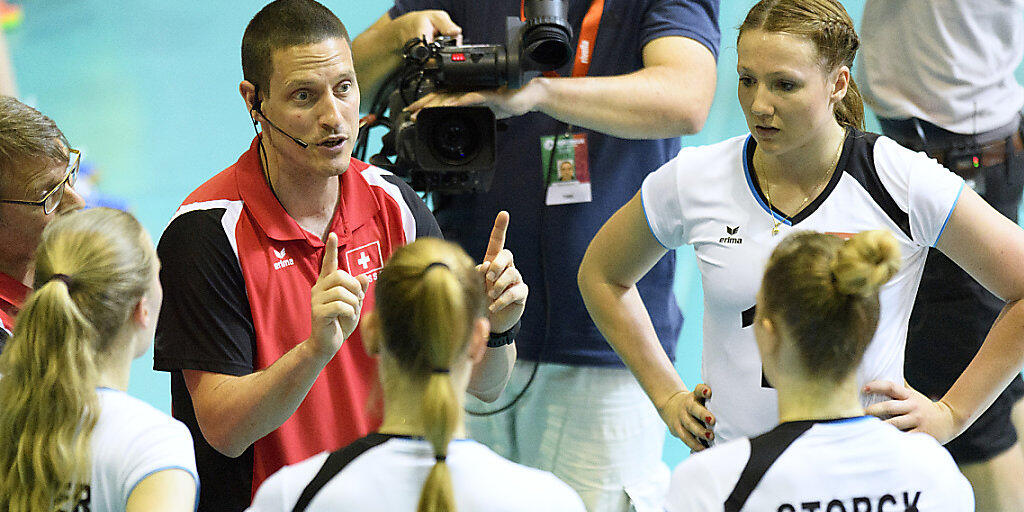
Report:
126,465,201,512
742,136,793,227
934,180,966,247
639,187,671,250
821,415,872,425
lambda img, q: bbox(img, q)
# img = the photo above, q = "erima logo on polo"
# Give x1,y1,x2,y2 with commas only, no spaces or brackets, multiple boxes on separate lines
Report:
719,225,742,244
273,247,294,270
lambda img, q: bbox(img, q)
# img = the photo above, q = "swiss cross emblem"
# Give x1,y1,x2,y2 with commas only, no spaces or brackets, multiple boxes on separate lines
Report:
345,240,384,276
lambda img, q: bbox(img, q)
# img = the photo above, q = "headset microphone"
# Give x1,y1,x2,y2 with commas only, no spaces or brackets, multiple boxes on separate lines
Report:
253,101,309,149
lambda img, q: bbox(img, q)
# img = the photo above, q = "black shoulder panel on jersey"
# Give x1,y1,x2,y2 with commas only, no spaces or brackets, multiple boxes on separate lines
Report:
381,173,443,239
154,208,256,376
292,433,399,512
724,420,815,512
842,131,913,239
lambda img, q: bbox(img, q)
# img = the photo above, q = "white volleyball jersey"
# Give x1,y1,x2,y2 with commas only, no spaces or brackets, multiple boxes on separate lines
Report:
63,388,198,511
665,416,974,512
246,433,586,512
641,130,964,443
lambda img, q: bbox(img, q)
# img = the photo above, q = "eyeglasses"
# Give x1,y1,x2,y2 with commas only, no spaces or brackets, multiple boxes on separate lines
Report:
0,149,81,215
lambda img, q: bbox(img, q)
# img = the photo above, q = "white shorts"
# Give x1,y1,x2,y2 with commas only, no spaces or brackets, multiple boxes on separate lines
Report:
466,361,669,512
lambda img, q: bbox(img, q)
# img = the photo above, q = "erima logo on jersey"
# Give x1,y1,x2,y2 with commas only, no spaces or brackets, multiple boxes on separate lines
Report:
273,247,294,270
719,225,742,244
776,490,921,512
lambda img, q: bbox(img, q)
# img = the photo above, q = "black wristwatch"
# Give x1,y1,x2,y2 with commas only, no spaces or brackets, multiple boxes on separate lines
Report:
487,320,520,348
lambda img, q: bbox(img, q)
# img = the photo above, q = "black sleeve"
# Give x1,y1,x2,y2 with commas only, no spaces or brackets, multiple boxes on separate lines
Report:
382,173,443,239
154,209,256,376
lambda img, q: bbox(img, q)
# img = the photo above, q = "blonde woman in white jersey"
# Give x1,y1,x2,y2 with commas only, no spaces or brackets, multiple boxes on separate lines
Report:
0,207,198,512
579,0,1024,453
665,229,973,511
247,237,583,512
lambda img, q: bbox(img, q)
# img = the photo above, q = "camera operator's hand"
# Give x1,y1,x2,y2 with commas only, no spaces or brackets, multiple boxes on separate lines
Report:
405,80,545,120
390,10,462,47
479,211,527,334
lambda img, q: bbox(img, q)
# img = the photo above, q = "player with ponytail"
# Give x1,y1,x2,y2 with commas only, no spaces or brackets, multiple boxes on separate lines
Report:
0,207,197,512
247,237,582,512
665,230,974,511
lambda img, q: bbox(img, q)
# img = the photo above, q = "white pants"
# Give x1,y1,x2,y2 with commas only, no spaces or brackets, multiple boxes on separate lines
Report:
466,361,669,512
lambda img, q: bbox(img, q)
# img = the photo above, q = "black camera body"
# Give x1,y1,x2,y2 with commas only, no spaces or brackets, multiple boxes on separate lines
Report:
365,0,572,193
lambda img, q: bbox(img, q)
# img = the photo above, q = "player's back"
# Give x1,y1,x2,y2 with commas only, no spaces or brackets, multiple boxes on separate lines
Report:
247,434,585,512
666,416,974,512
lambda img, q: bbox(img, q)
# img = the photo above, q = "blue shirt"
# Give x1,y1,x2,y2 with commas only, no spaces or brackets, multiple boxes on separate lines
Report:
389,0,720,366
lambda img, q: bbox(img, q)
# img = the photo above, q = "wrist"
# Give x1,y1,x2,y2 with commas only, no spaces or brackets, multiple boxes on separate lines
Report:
655,389,687,413
304,331,339,365
524,76,552,115
487,320,520,348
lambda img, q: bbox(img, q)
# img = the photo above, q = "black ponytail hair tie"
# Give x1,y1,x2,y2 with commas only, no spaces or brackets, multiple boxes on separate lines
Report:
48,273,73,290
422,261,450,275
435,454,447,462
431,368,450,374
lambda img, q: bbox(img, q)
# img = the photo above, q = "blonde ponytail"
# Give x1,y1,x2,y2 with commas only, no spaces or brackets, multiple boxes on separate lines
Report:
832,230,900,297
374,238,487,512
417,267,464,512
0,208,156,512
761,230,901,381
0,280,99,511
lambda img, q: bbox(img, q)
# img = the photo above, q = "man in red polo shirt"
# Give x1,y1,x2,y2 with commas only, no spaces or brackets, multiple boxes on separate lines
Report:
152,1,526,510
0,96,85,349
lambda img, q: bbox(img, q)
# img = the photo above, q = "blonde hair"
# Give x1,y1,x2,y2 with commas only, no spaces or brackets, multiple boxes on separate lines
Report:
760,230,900,380
739,0,865,130
373,237,487,512
0,208,156,511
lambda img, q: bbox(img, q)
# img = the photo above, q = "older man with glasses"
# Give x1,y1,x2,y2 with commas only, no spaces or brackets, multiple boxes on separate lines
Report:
0,95,85,350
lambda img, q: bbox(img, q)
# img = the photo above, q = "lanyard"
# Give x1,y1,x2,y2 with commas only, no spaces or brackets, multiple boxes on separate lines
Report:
521,0,605,78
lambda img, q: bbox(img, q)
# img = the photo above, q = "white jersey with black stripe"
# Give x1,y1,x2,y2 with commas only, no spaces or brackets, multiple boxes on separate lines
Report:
246,434,586,512
665,416,974,512
641,130,965,443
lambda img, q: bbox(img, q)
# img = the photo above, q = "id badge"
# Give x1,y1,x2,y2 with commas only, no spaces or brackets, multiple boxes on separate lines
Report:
541,132,591,205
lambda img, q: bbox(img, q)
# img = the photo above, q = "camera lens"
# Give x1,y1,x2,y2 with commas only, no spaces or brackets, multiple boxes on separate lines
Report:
431,116,480,164
524,25,571,69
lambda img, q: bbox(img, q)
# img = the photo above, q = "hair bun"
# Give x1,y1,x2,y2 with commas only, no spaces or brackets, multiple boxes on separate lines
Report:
831,230,901,297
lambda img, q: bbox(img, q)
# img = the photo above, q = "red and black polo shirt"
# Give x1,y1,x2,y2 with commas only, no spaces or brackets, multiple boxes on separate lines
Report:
0,271,29,352
153,137,439,511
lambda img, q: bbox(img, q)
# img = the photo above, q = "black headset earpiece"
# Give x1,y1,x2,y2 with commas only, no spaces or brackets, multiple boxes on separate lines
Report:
247,84,309,149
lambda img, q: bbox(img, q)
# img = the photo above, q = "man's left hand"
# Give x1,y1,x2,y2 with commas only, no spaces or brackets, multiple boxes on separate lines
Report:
405,80,543,120
864,379,961,444
480,211,527,334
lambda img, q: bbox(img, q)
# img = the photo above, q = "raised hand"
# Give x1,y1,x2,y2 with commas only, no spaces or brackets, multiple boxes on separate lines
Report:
658,383,716,451
310,233,370,357
479,211,527,334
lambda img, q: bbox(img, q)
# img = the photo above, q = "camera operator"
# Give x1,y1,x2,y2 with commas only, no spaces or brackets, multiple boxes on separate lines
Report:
353,3,719,511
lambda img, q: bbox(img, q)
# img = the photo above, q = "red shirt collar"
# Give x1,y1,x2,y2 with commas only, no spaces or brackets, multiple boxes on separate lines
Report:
0,271,29,321
234,136,381,247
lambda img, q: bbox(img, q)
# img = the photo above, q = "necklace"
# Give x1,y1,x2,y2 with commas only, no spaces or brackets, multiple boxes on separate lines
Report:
760,133,845,236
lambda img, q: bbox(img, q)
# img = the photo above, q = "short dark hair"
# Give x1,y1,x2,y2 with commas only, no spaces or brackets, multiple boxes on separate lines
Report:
0,96,69,196
241,0,351,98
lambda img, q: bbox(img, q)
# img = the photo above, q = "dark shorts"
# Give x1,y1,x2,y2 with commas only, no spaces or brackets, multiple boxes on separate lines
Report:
882,116,1024,464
